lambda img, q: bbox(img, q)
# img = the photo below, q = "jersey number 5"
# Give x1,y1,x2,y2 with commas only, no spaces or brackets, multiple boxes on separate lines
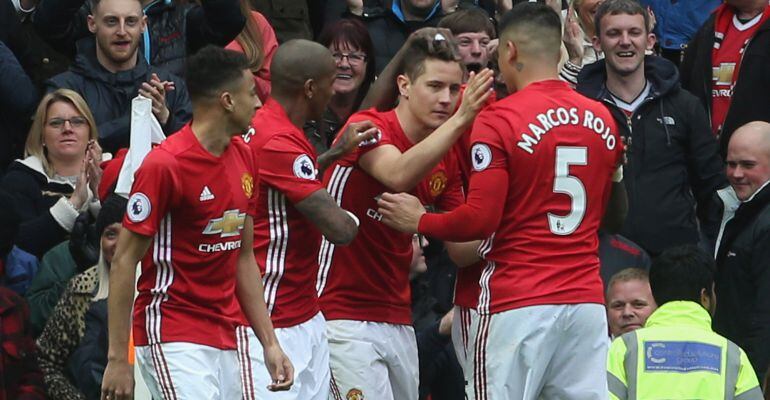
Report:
548,146,587,236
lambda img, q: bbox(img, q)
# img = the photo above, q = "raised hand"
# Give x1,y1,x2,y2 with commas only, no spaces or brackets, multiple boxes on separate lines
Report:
86,140,103,199
69,158,90,210
563,5,585,65
139,73,174,125
454,68,494,127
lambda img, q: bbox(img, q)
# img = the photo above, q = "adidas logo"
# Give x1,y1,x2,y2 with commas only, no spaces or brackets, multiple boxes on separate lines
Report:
199,186,215,201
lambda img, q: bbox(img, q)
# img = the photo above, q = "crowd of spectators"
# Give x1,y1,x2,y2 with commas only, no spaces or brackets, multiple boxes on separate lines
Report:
1,0,769,399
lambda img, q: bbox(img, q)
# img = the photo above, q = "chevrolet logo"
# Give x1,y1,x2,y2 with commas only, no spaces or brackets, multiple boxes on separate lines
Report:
203,209,246,237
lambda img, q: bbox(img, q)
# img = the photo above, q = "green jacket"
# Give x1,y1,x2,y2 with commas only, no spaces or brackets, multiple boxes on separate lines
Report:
25,241,79,337
608,301,762,400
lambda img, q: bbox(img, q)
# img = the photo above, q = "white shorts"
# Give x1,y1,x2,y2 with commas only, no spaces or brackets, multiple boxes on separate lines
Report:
469,303,609,400
451,305,479,393
237,312,330,400
326,320,418,400
135,342,242,400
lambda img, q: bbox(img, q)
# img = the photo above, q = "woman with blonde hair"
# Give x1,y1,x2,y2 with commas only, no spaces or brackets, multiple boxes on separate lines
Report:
1,88,103,259
226,0,279,102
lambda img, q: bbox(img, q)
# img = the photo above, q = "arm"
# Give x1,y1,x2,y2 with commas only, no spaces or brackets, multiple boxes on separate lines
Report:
601,180,627,234
0,41,37,117
100,229,151,400
745,229,770,382
607,338,629,400
317,120,379,175
685,97,728,224
295,190,358,245
186,0,246,51
236,216,293,391
445,241,482,268
36,283,88,400
359,69,494,192
377,167,509,241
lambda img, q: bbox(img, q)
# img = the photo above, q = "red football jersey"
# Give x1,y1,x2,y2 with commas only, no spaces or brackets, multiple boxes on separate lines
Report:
317,108,464,325
243,99,324,328
125,125,257,350
469,80,622,314
450,86,496,310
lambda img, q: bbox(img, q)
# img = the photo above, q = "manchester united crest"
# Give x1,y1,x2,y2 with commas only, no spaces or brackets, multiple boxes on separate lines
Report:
346,388,365,400
242,172,254,198
429,171,447,197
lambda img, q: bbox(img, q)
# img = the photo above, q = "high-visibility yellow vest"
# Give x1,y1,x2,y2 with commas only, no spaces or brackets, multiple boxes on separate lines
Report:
607,301,762,400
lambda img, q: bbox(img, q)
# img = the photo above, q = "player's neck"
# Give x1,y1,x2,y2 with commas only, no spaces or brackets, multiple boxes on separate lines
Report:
395,103,432,144
734,1,766,20
190,111,234,157
605,67,647,104
510,60,559,92
272,94,309,130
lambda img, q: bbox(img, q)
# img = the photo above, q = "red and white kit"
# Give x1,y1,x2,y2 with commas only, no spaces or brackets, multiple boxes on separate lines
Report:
318,108,464,400
124,124,257,399
237,98,330,400
420,80,623,400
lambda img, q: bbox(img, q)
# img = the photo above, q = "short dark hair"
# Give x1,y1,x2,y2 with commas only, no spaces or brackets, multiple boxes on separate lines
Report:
649,245,715,306
498,2,561,60
401,32,463,81
438,8,496,39
186,46,250,103
89,0,142,14
594,0,650,36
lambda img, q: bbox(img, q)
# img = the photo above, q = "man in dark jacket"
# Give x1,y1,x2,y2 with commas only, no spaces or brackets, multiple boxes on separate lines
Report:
33,0,244,77
46,0,191,154
347,0,445,75
577,0,726,256
712,121,770,385
681,0,770,157
0,40,37,172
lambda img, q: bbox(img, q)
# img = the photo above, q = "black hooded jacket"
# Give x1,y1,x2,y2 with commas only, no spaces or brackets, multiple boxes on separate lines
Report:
46,36,192,154
577,56,727,255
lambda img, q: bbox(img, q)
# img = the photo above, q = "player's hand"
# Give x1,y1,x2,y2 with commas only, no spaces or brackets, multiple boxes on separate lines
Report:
563,5,585,65
377,192,426,234
101,359,134,400
454,68,494,127
264,343,294,391
333,120,380,155
139,73,174,125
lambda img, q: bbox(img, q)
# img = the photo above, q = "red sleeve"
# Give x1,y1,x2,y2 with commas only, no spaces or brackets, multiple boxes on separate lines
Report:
419,115,509,241
337,109,392,159
123,152,179,237
259,135,325,204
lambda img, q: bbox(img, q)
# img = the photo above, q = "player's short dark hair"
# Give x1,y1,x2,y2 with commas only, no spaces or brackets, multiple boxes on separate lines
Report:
438,8,496,39
497,2,561,59
649,245,714,306
594,0,650,36
186,46,250,103
401,32,463,81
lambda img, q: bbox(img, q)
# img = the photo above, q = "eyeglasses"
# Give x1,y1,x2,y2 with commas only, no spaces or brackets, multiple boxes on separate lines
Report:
332,52,367,65
47,117,88,129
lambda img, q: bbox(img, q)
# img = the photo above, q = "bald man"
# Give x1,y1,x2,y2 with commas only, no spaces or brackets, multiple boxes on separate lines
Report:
236,39,378,400
376,3,625,398
713,121,770,385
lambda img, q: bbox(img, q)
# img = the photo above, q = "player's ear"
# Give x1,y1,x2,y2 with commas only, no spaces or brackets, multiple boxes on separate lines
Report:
304,79,314,100
220,91,235,112
505,40,518,66
397,74,410,100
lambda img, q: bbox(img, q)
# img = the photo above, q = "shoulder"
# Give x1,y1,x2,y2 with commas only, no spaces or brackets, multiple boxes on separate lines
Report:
2,158,47,188
69,266,99,295
348,108,390,127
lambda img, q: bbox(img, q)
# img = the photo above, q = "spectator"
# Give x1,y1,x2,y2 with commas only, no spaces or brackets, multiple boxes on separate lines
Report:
607,245,762,400
25,240,81,337
577,0,727,256
225,0,279,103
438,7,496,77
1,89,102,262
598,232,651,289
712,121,770,385
605,268,657,338
304,18,376,153
681,0,770,156
33,0,245,77
46,0,192,154
560,0,605,86
36,194,125,400
0,40,37,172
639,0,721,66
347,0,445,74
0,285,46,400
